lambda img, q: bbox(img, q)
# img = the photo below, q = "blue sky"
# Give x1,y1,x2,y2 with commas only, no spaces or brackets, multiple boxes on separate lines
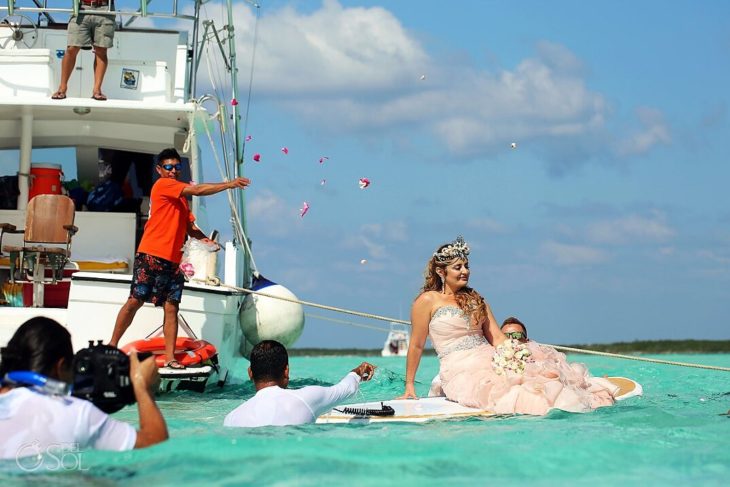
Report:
3,1,729,348
224,0,729,347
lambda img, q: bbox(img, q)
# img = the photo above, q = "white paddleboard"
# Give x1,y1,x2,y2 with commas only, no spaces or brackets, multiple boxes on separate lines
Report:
607,376,643,401
316,376,642,424
317,396,497,424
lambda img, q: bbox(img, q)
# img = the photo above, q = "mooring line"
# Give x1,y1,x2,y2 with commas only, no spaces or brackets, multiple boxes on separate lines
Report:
222,284,730,372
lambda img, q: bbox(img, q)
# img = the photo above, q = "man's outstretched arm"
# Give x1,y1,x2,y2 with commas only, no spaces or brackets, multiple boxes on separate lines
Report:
181,177,250,197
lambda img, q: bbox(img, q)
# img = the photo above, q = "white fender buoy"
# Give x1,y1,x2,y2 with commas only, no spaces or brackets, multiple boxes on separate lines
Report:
239,275,304,358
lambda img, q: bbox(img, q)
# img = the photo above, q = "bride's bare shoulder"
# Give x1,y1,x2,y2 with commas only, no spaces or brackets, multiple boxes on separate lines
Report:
414,291,445,310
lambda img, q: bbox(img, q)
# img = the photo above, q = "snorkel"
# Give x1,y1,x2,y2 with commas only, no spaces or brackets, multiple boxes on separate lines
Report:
2,371,71,396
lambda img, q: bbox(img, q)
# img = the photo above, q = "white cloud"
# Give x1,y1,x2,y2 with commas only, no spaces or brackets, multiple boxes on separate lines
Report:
466,217,509,234
615,107,671,156
341,220,409,259
186,1,668,173
247,189,297,236
228,2,609,157
541,240,608,266
586,212,675,245
239,0,428,95
697,249,730,265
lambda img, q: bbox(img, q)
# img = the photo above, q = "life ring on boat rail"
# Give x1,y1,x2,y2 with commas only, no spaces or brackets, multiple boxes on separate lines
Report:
121,337,217,368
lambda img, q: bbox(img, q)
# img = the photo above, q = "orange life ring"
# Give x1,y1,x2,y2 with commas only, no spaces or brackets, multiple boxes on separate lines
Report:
121,337,217,368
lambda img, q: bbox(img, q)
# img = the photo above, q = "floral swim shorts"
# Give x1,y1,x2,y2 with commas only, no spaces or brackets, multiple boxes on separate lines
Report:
130,253,185,306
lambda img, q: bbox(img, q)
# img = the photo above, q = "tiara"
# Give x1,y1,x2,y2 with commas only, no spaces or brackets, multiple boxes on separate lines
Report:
433,236,470,262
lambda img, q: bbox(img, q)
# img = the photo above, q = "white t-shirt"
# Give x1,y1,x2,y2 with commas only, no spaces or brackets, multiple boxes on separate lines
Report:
0,387,137,459
224,372,361,427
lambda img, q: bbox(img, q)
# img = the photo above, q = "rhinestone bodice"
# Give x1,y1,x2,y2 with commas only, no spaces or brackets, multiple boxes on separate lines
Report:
429,305,488,358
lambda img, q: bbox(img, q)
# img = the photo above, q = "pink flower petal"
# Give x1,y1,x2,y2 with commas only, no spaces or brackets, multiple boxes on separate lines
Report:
358,177,371,189
281,147,289,155
253,153,261,162
299,201,310,218
319,156,329,164
180,262,195,277
245,135,253,142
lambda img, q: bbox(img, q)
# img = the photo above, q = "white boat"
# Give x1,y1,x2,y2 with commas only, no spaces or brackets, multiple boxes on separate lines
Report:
381,322,409,357
0,0,304,389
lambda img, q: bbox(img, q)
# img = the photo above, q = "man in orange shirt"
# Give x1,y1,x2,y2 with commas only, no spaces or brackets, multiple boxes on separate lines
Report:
109,148,250,368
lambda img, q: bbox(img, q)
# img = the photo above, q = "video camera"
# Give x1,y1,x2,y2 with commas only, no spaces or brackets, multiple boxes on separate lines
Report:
72,340,146,413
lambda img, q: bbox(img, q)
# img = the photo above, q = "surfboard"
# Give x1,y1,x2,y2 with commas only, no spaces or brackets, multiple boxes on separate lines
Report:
608,376,643,401
316,376,642,424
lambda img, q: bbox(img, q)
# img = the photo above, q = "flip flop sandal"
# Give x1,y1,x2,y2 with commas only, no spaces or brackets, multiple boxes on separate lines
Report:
51,91,67,100
91,93,107,101
165,359,186,370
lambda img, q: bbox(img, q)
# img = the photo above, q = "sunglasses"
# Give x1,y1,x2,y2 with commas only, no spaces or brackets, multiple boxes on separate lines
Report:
161,163,183,171
504,331,526,340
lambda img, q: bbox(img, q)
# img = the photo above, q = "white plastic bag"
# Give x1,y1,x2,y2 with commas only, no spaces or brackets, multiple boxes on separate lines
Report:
180,239,219,282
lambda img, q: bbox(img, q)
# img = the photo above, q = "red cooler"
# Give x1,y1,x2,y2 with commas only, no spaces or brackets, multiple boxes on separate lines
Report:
29,163,63,201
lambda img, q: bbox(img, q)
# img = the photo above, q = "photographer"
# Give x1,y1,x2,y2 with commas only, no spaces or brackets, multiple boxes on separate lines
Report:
0,317,168,459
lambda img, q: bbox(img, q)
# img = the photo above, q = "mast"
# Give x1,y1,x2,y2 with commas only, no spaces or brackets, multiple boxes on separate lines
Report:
226,0,251,287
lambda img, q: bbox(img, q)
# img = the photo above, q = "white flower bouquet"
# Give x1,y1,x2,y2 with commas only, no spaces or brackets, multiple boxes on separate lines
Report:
492,339,533,375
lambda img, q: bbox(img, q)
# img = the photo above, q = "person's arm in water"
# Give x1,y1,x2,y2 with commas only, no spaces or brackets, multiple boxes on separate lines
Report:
399,292,434,399
181,177,250,197
130,353,168,448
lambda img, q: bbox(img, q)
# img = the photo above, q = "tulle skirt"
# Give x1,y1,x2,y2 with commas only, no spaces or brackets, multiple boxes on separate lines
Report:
439,341,618,415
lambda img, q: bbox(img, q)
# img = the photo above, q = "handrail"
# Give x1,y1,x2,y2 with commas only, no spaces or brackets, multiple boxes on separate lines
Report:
0,4,197,23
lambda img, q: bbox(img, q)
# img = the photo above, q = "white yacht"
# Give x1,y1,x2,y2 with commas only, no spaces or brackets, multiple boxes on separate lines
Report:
381,322,409,357
0,0,304,389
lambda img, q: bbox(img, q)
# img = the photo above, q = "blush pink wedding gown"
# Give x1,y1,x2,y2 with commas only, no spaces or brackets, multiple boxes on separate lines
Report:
430,306,618,415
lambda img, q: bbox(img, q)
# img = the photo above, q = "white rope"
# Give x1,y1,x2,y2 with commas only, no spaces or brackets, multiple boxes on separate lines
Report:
549,345,730,372
199,103,258,274
221,283,730,372
305,313,392,334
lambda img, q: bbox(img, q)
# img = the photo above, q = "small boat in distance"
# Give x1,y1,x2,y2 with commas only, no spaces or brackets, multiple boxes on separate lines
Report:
381,322,409,357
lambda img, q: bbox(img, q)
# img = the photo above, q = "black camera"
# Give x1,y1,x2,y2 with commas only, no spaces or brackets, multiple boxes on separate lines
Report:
71,341,140,413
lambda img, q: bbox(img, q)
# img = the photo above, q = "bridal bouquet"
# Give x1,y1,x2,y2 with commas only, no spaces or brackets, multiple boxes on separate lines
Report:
492,339,533,375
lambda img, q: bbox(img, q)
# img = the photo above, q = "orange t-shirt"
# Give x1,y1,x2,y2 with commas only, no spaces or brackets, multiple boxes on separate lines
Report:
137,178,195,263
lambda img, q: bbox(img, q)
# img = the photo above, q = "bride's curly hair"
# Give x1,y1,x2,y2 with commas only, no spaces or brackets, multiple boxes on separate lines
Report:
420,244,487,328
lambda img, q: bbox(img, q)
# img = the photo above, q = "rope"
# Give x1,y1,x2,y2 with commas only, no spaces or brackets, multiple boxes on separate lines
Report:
199,102,259,274
305,313,394,334
220,283,409,324
548,345,730,372
220,283,730,372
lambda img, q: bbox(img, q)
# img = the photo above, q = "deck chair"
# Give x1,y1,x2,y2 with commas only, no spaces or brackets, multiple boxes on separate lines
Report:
0,194,78,307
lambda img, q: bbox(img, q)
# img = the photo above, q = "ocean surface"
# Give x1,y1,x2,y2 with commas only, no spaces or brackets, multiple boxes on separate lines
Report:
2,352,729,486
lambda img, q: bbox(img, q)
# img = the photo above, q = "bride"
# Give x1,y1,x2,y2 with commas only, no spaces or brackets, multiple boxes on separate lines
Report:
400,236,617,415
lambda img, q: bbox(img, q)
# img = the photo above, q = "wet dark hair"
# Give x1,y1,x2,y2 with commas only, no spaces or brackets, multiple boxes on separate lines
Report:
501,316,528,336
156,147,182,165
0,317,74,379
249,340,288,382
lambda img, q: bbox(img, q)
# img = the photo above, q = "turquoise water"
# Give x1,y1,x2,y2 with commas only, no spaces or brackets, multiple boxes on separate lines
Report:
2,353,729,486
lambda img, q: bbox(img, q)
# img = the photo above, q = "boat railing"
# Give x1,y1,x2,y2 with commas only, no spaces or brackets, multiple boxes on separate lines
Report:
1,0,197,23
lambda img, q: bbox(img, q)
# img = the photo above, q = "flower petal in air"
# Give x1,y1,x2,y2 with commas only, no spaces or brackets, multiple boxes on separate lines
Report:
358,177,371,190
319,156,329,164
300,201,310,218
245,135,252,142
252,153,261,162
281,147,289,155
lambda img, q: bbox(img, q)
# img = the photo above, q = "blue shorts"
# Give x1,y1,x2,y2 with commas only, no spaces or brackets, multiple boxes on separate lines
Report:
130,253,184,306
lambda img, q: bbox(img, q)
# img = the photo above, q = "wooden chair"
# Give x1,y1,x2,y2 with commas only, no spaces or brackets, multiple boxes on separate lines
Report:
0,195,78,307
